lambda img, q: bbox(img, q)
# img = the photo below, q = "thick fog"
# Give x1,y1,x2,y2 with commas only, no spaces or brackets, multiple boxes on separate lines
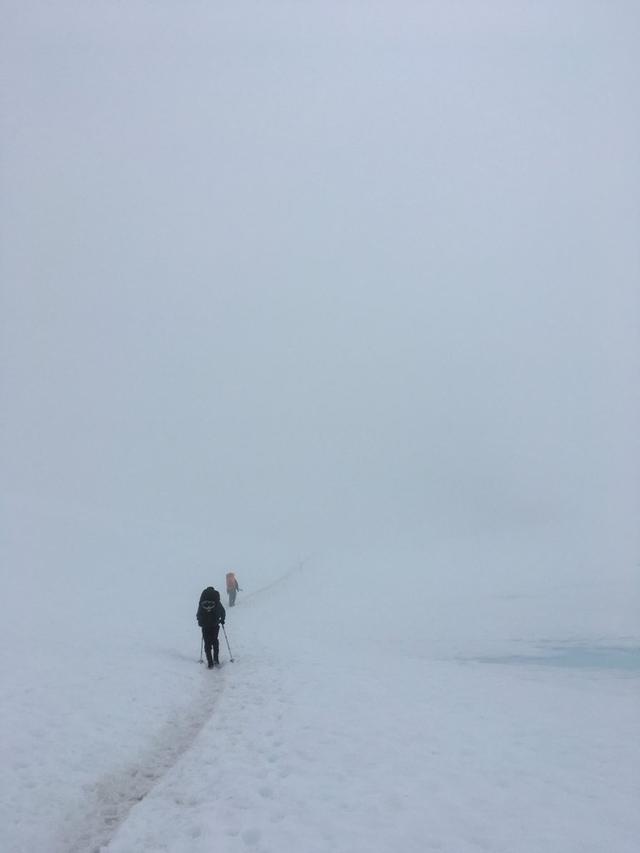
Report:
1,1,638,581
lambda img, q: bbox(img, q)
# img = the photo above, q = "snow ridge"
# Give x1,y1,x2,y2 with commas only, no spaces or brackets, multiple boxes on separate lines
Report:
49,563,301,853
55,672,226,853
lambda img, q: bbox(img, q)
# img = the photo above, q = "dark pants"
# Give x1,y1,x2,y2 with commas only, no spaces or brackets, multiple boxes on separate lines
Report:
202,626,220,664
228,588,236,607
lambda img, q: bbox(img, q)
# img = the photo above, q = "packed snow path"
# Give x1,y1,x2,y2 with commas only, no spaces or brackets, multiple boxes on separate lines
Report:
2,553,639,853
55,676,225,853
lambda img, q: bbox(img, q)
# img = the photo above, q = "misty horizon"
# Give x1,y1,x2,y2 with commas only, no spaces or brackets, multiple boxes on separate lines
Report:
1,2,638,572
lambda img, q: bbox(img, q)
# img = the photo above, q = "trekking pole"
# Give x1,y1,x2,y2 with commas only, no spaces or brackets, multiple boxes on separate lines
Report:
199,635,204,664
221,624,234,662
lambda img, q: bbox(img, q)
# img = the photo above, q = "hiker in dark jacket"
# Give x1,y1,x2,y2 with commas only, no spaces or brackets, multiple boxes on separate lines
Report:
197,587,226,668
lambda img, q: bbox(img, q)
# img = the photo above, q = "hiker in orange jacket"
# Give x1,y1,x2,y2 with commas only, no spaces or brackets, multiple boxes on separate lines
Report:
226,571,241,607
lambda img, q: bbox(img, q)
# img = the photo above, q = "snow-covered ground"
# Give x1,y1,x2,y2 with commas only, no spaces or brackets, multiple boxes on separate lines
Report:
2,3,639,851
1,506,638,853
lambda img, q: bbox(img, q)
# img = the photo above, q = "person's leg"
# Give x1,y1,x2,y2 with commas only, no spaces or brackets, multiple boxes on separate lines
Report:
212,625,220,663
203,628,214,667
229,589,236,607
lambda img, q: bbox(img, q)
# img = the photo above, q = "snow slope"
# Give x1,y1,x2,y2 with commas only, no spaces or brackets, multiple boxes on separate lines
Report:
1,524,639,853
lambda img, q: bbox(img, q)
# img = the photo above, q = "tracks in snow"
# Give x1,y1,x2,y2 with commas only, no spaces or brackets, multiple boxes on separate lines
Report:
54,561,307,853
54,665,225,853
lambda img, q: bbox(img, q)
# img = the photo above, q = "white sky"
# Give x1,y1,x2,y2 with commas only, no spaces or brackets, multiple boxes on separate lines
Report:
1,1,638,567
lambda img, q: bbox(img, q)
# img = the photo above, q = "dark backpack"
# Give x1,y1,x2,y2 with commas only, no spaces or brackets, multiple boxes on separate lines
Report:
199,586,219,610
197,587,221,626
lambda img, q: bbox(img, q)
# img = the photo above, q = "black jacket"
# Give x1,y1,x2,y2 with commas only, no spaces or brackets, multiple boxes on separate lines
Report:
197,587,226,629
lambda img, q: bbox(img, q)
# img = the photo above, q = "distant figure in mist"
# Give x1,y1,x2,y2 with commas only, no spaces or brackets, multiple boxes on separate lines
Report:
226,572,241,607
197,587,226,668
